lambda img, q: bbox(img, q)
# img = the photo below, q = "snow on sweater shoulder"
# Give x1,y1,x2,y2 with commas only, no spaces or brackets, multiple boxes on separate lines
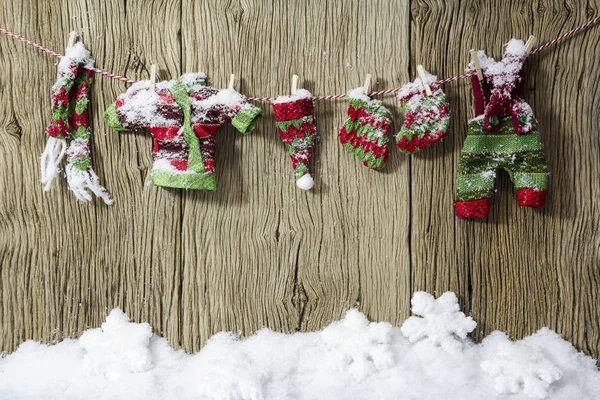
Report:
116,78,249,128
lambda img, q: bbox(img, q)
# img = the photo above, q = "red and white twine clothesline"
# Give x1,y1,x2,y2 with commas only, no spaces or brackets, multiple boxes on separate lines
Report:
1,14,600,102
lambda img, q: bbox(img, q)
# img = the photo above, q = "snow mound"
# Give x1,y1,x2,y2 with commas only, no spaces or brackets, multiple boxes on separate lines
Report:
480,331,562,399
0,292,598,400
186,331,272,400
321,309,395,380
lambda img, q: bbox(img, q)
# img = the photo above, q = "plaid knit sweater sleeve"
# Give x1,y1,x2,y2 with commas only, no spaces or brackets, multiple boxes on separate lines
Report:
190,87,262,175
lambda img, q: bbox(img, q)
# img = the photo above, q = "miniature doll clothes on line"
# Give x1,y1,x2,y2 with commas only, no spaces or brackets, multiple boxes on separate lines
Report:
272,89,317,190
395,72,451,155
40,42,113,205
338,87,392,170
455,39,549,219
104,73,262,191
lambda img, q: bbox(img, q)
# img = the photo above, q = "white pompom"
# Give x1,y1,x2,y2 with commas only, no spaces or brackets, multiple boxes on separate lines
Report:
296,174,314,190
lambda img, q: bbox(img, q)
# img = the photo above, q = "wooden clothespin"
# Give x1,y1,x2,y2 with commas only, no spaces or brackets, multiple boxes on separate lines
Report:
362,73,372,95
524,35,537,55
228,73,235,90
291,74,299,95
149,64,157,91
470,49,484,81
416,65,432,96
66,31,78,50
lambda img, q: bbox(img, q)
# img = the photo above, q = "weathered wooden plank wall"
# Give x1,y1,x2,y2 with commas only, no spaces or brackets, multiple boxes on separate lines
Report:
0,0,598,360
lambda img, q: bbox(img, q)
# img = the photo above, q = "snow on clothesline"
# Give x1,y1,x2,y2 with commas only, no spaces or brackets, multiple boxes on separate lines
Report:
1,15,600,101
1,291,598,400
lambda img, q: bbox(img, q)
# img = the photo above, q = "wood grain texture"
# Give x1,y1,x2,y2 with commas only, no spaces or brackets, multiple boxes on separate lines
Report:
0,0,598,362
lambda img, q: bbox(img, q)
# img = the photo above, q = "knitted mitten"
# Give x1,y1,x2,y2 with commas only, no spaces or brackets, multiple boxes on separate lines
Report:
41,42,112,204
396,71,450,154
339,88,391,170
272,90,316,190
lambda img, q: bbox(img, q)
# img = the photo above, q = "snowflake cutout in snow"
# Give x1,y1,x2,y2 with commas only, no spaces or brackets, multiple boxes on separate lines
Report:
321,309,395,381
400,291,476,352
480,331,562,399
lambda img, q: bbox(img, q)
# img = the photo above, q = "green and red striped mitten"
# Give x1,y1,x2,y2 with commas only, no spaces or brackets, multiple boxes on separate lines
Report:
41,40,112,204
339,88,391,170
272,90,316,190
396,71,450,154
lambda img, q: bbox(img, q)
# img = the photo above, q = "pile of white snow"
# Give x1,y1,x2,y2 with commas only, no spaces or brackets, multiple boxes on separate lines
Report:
1,292,598,400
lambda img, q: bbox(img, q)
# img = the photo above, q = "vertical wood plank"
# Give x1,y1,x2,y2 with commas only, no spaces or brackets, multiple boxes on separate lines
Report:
0,0,183,350
179,0,411,351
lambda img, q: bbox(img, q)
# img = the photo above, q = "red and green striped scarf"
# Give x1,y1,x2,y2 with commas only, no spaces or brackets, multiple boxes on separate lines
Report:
41,41,112,204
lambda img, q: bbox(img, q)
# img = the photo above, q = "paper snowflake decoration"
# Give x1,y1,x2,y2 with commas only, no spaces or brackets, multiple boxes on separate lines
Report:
480,331,562,399
321,309,395,381
400,291,476,352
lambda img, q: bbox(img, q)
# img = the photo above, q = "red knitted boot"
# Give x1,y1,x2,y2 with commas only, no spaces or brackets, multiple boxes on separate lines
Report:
517,188,547,207
455,198,490,219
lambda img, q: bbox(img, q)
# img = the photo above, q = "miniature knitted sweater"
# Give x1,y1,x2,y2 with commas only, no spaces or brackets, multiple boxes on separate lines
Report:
104,73,262,191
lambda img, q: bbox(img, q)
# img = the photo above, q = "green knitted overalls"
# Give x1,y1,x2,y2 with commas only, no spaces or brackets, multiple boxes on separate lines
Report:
455,41,548,218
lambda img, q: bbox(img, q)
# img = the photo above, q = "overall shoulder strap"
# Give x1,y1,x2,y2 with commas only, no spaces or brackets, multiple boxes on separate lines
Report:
482,39,526,131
